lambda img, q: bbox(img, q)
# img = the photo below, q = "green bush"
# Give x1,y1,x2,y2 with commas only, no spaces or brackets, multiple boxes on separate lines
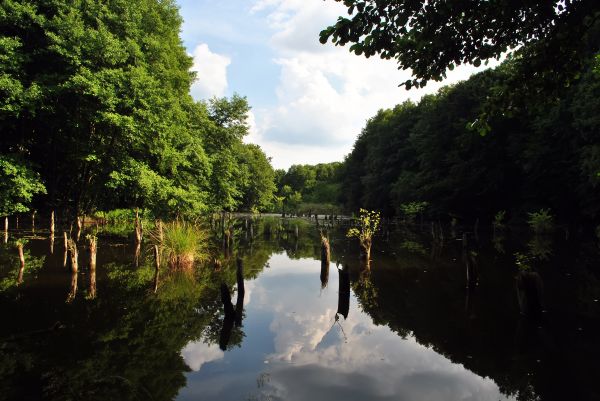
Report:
527,209,554,234
493,210,506,227
158,221,209,270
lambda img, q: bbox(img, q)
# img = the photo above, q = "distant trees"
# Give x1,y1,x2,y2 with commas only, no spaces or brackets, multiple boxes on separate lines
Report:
272,162,343,215
0,0,275,217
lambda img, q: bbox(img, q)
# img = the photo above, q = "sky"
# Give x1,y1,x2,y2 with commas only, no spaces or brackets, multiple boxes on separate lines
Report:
176,0,494,170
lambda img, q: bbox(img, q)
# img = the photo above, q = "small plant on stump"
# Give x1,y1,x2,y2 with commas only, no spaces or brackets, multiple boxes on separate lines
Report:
346,209,380,262
158,221,208,271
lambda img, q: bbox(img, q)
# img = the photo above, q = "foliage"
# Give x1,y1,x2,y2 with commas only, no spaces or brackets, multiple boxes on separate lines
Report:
514,253,533,272
0,1,276,217
0,155,46,216
336,56,600,222
158,221,209,269
399,201,428,221
527,209,554,234
493,210,507,228
273,162,342,213
320,0,599,110
346,209,380,245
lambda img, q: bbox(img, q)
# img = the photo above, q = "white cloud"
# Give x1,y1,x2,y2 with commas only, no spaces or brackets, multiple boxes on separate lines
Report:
190,43,231,100
246,0,498,169
181,340,224,371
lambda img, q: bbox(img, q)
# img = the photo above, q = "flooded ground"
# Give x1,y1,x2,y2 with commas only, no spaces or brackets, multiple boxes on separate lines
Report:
1,218,599,401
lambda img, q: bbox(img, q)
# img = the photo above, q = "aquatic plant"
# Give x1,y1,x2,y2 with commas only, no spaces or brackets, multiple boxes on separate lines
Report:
493,210,506,228
527,209,554,234
399,201,428,222
158,221,209,270
514,252,532,272
347,209,380,261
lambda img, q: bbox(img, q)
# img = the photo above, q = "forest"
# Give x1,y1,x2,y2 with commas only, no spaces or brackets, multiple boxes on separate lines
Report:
1,0,599,230
0,0,276,220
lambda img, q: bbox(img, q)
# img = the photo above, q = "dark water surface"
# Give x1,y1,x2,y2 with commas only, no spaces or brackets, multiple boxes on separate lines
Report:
1,219,599,401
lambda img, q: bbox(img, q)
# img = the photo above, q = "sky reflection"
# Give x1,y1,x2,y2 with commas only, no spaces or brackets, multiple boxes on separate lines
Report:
178,253,513,401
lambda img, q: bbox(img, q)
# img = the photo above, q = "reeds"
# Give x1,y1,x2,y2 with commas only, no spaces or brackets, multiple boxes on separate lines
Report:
158,221,209,271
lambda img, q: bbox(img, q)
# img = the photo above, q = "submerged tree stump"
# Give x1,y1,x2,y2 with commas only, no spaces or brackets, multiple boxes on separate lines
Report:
153,245,160,293
88,236,97,299
516,271,544,318
16,243,25,284
134,209,143,244
68,239,78,273
320,232,330,265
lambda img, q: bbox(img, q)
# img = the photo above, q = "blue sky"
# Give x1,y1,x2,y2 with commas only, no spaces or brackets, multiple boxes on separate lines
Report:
175,0,494,169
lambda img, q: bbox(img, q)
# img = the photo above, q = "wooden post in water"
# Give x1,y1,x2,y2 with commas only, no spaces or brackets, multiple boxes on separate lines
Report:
516,271,544,318
235,258,245,327
88,236,97,299
156,219,164,244
134,208,143,244
16,242,25,284
68,239,78,273
76,216,82,242
50,211,55,235
320,231,330,265
63,232,68,268
32,210,36,233
153,245,160,293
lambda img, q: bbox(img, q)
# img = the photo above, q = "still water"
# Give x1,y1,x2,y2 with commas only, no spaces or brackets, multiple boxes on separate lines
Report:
1,218,599,401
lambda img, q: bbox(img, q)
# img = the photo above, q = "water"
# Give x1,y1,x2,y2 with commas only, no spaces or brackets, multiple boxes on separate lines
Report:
1,219,599,401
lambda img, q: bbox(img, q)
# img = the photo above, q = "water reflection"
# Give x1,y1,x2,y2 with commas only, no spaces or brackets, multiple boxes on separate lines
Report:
218,258,245,351
0,220,599,401
336,265,350,320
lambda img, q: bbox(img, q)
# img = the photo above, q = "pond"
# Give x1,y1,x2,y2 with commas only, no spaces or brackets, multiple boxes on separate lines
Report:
1,218,599,401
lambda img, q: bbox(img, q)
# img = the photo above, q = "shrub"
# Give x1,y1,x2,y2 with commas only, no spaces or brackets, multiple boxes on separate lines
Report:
158,221,209,270
347,209,380,261
399,201,428,222
527,209,554,234
493,210,506,227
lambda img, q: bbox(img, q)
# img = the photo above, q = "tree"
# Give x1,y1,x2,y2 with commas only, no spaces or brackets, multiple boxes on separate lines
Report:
320,0,599,91
237,144,277,212
0,155,46,216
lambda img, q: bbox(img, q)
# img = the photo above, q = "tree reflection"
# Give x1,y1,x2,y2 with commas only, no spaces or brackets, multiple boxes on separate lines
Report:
219,258,246,350
336,264,350,320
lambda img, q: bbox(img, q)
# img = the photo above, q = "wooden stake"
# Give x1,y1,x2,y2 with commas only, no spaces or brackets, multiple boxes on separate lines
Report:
68,239,78,273
16,243,25,284
153,245,160,293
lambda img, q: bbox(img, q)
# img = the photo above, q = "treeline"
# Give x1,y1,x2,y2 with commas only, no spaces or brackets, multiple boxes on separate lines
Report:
273,162,342,215
338,56,600,225
0,0,275,219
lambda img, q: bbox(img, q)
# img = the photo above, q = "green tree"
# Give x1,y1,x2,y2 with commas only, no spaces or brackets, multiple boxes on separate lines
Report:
0,155,46,216
320,0,599,91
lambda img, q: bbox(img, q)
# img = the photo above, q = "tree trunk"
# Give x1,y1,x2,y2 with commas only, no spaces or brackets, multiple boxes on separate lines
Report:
153,245,160,293
50,211,55,235
16,243,25,284
68,239,78,273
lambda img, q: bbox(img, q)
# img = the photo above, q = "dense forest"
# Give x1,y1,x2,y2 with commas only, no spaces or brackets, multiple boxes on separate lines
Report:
0,0,275,219
1,0,599,229
337,56,600,225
